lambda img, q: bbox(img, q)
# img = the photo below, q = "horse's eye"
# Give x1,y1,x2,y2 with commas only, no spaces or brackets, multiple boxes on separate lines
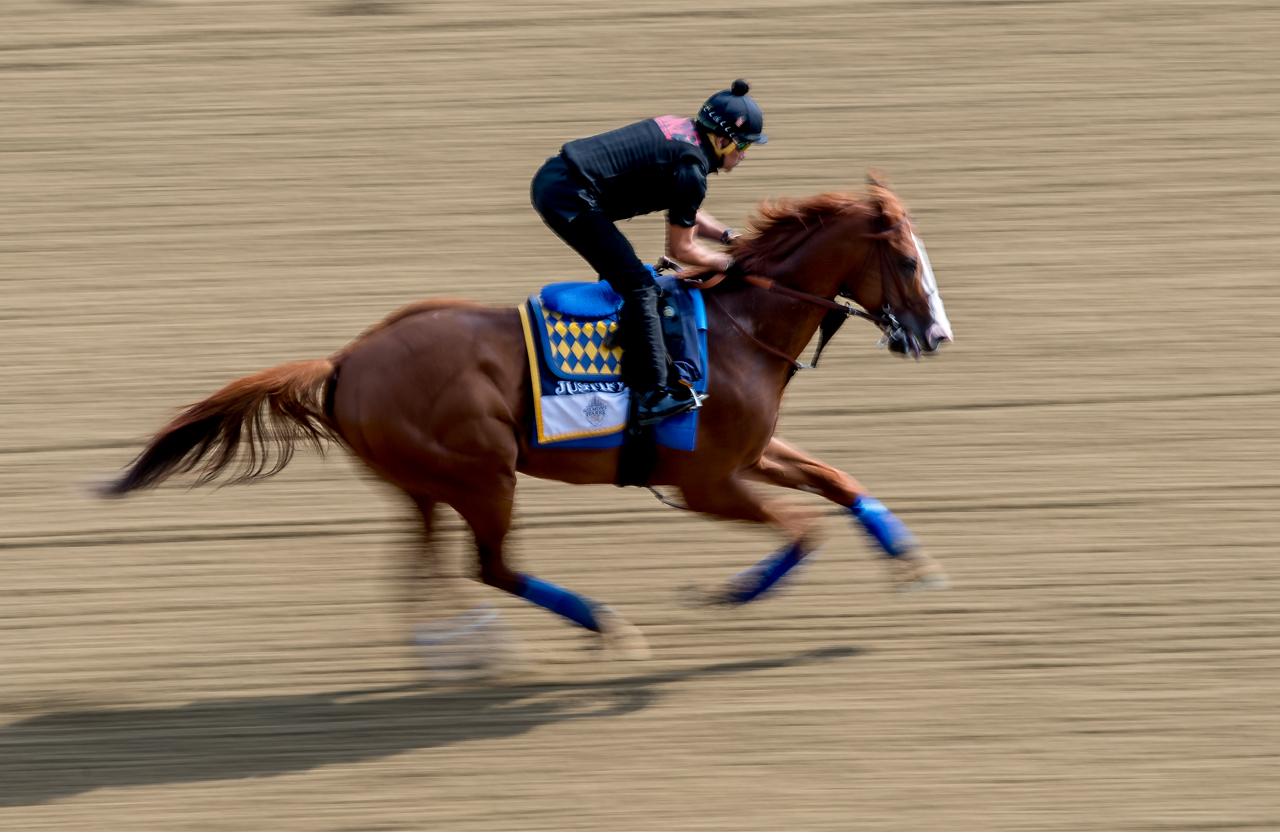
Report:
899,256,918,275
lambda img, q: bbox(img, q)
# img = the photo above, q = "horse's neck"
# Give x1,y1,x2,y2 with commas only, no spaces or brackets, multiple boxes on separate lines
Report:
713,225,855,372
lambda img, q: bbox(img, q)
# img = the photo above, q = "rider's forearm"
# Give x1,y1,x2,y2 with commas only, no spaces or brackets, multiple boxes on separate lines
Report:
669,239,733,272
693,210,728,242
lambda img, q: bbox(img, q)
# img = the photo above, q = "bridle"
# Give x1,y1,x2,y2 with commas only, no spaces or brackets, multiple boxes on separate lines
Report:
678,217,920,374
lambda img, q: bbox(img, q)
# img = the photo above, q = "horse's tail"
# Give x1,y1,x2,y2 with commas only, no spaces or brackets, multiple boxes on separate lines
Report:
100,358,339,497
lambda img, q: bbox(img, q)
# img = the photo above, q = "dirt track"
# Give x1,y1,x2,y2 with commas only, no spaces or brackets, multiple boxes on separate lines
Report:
3,0,1279,830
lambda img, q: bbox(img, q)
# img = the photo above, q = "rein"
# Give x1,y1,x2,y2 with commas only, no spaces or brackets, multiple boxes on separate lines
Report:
705,292,809,372
705,275,888,374
741,272,885,326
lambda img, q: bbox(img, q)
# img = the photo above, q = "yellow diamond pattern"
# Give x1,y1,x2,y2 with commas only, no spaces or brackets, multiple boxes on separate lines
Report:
539,305,629,380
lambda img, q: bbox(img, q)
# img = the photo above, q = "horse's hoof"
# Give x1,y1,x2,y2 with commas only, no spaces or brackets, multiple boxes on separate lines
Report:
897,571,951,593
414,605,527,679
595,607,651,661
890,549,950,593
677,583,735,609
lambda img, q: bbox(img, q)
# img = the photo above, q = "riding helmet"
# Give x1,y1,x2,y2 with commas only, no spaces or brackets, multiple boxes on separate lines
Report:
697,79,768,146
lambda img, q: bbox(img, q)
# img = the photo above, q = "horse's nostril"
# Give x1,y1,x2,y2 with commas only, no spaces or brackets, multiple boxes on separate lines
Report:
925,325,952,352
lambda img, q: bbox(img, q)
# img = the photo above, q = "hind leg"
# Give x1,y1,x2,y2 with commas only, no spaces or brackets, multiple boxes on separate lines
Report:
399,493,486,623
451,478,649,660
401,492,521,678
747,436,948,591
400,494,445,622
681,474,823,604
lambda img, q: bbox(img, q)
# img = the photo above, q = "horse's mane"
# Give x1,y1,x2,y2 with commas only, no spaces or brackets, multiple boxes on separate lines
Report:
732,180,910,270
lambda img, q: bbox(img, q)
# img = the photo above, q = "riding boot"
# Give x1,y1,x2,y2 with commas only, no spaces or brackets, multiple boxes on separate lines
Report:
622,286,698,426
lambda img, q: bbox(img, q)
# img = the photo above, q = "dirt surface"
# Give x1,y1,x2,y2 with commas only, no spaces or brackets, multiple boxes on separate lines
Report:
3,0,1279,830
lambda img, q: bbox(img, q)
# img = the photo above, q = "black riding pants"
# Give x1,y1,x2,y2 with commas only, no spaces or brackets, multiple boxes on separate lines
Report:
530,155,656,295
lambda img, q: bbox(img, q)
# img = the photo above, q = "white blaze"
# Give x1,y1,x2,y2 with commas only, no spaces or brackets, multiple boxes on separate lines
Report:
911,232,954,342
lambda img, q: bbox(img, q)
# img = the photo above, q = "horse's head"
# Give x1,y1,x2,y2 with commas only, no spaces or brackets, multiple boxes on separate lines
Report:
732,179,954,363
842,178,954,358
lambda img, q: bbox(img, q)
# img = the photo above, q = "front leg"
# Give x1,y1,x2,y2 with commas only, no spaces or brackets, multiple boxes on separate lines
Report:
746,437,949,591
747,436,866,506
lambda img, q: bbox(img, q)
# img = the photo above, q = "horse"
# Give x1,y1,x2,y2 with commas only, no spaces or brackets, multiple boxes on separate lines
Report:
100,176,952,665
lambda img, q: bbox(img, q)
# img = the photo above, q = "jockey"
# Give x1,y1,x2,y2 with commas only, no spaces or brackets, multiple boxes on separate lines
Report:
531,79,767,426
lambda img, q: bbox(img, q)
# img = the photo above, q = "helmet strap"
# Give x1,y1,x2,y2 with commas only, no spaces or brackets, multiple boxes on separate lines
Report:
708,134,735,160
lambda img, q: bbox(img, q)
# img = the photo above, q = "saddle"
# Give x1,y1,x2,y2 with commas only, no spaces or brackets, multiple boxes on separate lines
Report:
517,268,708,452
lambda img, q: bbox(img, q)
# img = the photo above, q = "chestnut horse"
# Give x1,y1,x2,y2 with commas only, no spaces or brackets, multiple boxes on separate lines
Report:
102,178,951,663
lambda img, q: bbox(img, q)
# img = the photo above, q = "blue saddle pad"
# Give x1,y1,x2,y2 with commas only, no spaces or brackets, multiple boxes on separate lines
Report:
518,268,708,451
540,281,622,319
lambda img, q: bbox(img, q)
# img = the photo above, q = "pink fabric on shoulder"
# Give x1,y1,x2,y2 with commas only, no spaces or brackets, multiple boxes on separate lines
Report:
653,115,699,147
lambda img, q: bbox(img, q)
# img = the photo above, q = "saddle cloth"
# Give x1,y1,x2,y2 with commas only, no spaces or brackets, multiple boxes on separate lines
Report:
517,270,707,450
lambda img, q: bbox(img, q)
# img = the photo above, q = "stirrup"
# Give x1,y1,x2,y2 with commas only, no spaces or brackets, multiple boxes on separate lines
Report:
633,388,700,426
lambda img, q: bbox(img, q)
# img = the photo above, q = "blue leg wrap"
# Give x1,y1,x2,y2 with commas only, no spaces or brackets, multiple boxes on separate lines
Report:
849,495,916,558
517,575,600,632
727,542,808,604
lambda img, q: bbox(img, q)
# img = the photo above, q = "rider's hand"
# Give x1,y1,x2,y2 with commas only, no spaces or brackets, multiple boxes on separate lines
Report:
677,259,743,288
676,264,714,282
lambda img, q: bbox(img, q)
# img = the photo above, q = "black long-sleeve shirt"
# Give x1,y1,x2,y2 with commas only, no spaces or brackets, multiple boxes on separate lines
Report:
560,115,714,228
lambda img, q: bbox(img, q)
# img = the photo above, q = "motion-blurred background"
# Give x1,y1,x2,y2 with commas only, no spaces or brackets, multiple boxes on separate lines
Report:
3,0,1278,829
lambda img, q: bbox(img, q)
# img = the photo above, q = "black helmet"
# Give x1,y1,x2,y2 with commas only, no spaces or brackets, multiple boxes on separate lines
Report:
697,79,768,147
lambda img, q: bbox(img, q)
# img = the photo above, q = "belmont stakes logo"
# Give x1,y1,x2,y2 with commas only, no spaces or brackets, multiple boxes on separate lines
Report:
583,395,609,426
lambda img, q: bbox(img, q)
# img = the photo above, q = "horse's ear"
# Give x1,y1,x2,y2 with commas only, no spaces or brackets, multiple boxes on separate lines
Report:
864,171,906,232
865,170,890,221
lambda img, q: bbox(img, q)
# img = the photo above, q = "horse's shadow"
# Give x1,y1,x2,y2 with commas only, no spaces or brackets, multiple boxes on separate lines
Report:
0,645,858,807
